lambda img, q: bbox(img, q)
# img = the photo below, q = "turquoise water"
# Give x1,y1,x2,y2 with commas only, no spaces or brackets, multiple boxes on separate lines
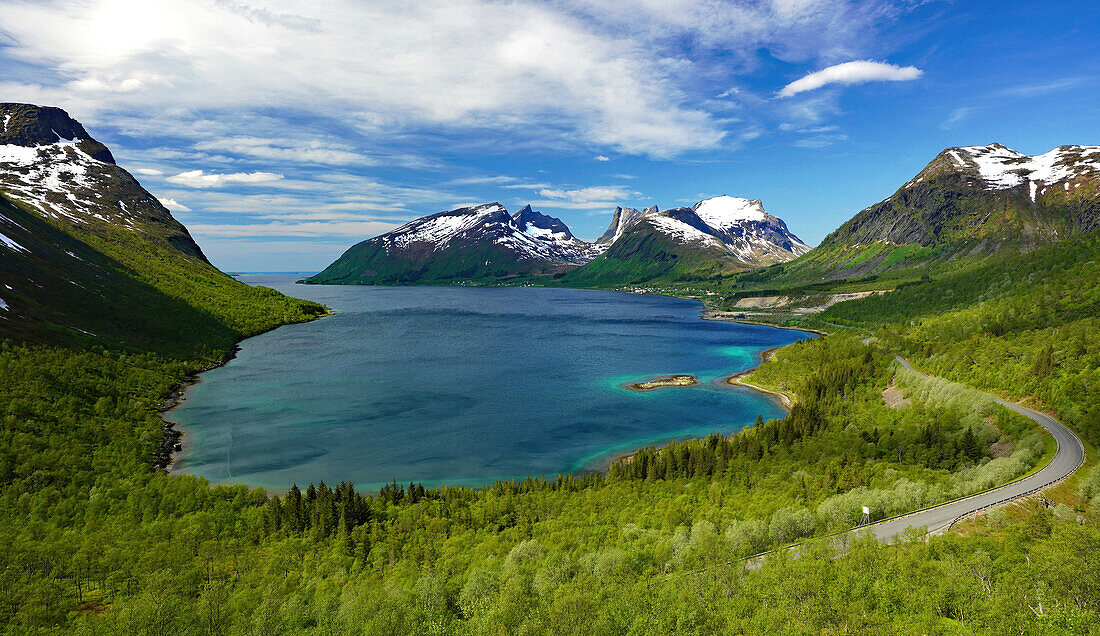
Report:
169,276,812,491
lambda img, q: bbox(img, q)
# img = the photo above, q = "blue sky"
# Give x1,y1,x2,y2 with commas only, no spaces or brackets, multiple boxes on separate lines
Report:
1,0,1097,271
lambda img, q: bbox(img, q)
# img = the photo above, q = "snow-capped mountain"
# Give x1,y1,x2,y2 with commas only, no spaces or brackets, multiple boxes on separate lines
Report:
305,203,597,284
511,204,600,261
824,142,1100,253
556,196,809,286
905,143,1100,201
596,196,809,266
0,103,206,260
0,103,303,347
771,142,1100,283
376,203,596,264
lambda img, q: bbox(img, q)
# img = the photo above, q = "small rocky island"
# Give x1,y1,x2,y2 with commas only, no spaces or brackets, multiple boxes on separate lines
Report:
627,375,698,392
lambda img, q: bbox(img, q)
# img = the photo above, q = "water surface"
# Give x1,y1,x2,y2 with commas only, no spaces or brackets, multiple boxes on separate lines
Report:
169,276,811,490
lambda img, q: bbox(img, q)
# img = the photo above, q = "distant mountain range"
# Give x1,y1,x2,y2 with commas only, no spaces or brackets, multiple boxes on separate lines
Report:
565,196,810,286
305,196,809,285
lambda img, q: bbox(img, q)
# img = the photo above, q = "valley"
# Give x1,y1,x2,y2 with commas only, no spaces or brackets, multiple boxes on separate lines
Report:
1,102,1098,633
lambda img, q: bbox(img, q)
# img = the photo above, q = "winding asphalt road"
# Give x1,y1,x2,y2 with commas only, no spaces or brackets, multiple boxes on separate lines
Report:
654,352,1087,582
860,355,1085,540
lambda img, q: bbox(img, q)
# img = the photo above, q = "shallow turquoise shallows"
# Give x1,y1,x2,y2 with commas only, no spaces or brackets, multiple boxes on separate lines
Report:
168,276,812,491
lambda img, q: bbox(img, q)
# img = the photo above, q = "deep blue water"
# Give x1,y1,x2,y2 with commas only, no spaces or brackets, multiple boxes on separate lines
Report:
168,276,812,491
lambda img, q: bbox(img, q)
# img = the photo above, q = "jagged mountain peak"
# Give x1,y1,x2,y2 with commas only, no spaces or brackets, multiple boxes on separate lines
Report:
512,204,575,240
596,195,809,267
306,202,599,284
596,206,647,245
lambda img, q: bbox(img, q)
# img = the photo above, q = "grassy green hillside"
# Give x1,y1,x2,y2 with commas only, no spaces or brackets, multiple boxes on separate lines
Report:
4,209,1098,632
0,195,324,358
817,230,1100,448
2,145,1099,631
714,157,1099,294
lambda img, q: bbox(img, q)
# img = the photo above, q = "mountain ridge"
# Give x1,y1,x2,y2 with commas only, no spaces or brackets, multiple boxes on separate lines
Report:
739,142,1100,287
308,195,809,286
303,202,599,284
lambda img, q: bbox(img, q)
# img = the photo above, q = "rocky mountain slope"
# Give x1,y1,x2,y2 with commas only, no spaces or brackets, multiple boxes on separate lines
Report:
0,103,323,351
0,103,207,259
747,143,1100,285
563,196,809,286
303,203,599,284
595,205,656,246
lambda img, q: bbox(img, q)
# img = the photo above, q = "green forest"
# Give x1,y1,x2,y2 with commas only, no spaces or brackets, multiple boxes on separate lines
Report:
2,185,1099,632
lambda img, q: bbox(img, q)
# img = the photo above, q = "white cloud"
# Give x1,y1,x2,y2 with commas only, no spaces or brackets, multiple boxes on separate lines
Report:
537,185,638,204
778,60,922,97
594,155,610,161
792,133,847,148
527,199,630,211
447,175,520,186
500,182,554,190
188,220,395,238
998,78,1082,98
0,0,735,157
135,167,164,175
167,170,285,188
157,196,191,211
193,136,365,165
941,106,974,130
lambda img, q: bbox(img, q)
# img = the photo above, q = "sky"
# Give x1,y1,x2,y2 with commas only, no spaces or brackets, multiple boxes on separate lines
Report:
1,0,1098,271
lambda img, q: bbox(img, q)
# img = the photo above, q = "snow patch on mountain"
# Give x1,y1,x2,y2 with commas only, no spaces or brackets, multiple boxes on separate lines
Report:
693,196,767,228
930,143,1100,201
376,203,597,265
387,203,505,250
0,138,144,227
598,196,809,266
645,215,722,247
0,229,28,253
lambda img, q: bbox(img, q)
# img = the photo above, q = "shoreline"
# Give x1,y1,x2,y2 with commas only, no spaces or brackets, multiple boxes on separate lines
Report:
154,344,241,472
721,353,794,411
604,345,797,468
155,308,334,473
699,307,828,336
159,282,811,486
600,301,819,468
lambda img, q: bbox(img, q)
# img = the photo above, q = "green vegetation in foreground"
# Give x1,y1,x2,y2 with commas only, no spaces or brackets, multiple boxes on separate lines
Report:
814,230,1100,448
3,196,1100,631
8,319,1096,633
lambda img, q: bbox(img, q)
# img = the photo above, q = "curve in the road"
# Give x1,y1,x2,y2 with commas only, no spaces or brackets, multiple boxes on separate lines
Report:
649,353,1086,584
862,355,1085,540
